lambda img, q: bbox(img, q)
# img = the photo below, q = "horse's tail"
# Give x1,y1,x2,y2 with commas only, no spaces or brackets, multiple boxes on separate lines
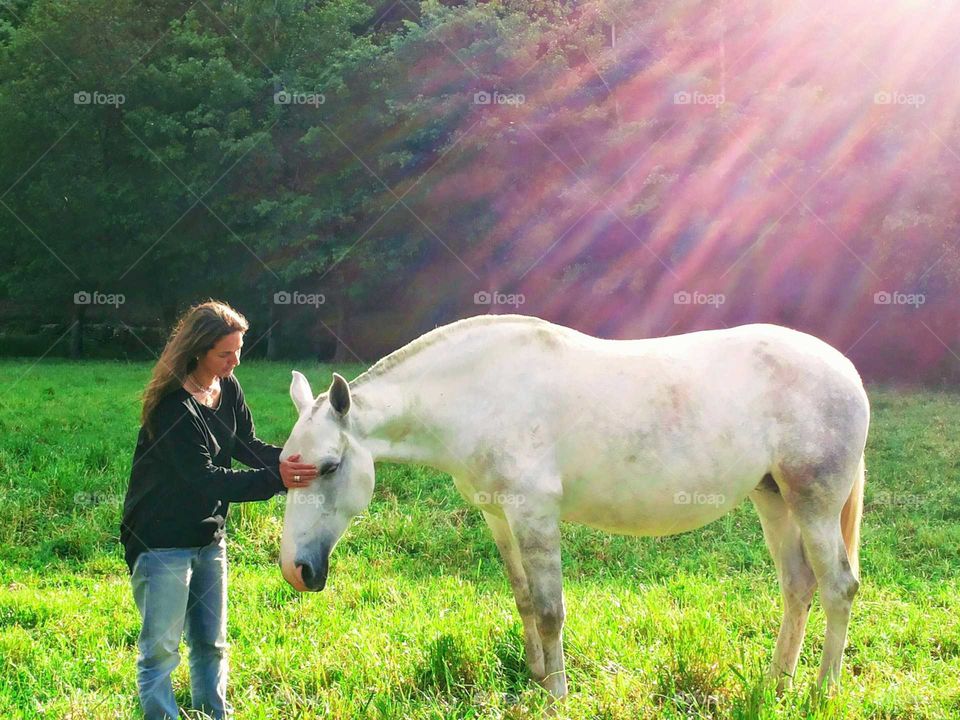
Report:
840,453,865,580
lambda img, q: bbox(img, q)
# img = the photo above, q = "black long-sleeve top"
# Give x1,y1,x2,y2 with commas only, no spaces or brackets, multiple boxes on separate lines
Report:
120,375,285,573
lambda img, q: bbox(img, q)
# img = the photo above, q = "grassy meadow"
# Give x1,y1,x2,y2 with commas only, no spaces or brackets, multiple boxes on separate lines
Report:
0,359,958,719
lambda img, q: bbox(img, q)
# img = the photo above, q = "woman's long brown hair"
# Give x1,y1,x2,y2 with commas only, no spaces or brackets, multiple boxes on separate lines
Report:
141,300,249,438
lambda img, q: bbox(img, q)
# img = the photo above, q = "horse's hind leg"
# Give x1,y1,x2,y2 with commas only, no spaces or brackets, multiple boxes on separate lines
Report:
792,508,859,690
482,510,546,682
779,465,861,691
751,482,817,692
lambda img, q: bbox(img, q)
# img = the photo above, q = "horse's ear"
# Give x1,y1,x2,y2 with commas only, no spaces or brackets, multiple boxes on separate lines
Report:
328,372,351,417
290,371,314,414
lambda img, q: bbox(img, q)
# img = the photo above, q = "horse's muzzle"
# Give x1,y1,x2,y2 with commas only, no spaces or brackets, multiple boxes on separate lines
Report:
297,555,328,591
284,540,330,592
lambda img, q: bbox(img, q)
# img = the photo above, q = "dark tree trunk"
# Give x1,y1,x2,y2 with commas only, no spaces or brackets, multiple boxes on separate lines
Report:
331,275,352,363
70,304,85,359
160,300,179,333
267,301,281,360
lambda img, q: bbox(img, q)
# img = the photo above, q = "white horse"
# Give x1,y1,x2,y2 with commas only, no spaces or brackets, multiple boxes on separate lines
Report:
279,315,868,699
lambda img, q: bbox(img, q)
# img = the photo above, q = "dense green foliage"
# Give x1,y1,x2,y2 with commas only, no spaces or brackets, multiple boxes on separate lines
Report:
1,360,958,717
0,0,622,361
2,0,959,380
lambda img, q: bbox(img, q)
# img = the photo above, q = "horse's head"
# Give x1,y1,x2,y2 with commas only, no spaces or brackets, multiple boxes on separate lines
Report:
279,371,374,591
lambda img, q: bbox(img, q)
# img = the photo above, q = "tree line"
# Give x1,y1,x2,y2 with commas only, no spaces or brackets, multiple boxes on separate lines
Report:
1,0,959,381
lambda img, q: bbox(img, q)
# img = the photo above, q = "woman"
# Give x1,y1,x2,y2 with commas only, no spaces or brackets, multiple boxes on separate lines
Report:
120,300,317,720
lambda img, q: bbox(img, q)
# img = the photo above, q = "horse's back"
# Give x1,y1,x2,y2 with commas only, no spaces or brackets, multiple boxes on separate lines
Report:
405,317,868,536
438,317,867,438
459,317,861,382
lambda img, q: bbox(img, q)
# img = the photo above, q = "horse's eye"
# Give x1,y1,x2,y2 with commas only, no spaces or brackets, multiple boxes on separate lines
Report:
320,461,340,476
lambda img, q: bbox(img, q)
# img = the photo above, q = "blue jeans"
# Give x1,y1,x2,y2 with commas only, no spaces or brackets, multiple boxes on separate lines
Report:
131,539,231,720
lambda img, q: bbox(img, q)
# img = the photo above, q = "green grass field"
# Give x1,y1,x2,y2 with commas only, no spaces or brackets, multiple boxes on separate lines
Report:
1,359,958,719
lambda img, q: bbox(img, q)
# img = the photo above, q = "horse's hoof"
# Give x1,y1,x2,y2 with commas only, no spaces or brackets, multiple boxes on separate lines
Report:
813,678,839,699
542,689,568,716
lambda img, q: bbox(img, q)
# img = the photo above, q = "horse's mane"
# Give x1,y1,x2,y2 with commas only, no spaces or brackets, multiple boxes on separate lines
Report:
351,314,549,386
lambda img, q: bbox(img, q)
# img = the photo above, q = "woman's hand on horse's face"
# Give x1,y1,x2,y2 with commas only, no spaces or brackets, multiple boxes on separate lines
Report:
280,454,319,489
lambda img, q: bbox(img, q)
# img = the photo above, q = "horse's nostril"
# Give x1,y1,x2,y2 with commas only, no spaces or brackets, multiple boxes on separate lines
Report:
296,557,327,591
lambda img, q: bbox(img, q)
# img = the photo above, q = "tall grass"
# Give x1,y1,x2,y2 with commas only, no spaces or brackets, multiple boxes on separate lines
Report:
1,359,958,718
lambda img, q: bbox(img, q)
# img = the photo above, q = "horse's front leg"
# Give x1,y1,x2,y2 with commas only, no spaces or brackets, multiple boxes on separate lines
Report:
482,510,546,682
506,506,567,699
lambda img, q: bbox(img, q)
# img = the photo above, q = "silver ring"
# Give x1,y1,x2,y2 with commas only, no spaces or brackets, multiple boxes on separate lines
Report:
294,475,301,482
